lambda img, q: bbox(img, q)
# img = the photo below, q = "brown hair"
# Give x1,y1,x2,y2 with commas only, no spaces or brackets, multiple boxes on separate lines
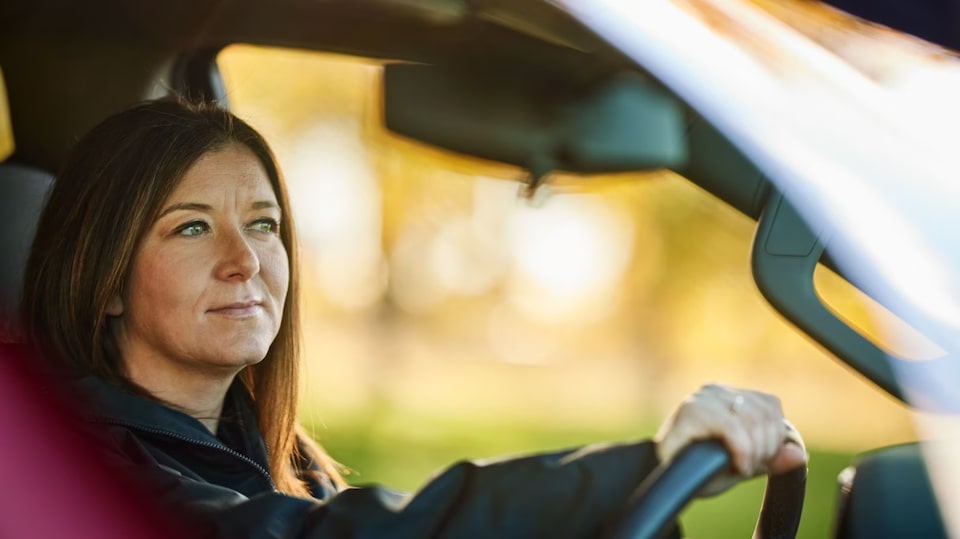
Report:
20,97,344,495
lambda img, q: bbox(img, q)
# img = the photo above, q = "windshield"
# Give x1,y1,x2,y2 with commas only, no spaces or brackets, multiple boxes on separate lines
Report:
560,0,960,532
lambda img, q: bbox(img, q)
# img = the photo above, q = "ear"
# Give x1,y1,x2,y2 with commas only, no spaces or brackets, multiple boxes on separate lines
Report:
105,293,124,316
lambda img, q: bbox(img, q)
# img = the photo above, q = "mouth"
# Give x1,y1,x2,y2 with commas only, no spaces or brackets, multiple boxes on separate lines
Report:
208,300,264,318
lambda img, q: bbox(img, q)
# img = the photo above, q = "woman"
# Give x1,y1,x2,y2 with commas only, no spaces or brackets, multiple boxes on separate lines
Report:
20,98,805,538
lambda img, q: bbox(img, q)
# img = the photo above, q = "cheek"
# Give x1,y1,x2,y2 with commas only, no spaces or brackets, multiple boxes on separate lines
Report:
263,244,290,305
125,246,207,318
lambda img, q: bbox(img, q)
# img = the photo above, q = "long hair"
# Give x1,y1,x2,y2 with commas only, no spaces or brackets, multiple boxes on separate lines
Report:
20,97,344,495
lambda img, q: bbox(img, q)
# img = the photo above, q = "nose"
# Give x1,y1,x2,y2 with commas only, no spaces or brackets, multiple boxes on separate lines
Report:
215,228,260,281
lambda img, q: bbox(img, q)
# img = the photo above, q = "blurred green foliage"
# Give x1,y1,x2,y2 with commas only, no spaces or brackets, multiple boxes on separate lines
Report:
307,413,851,539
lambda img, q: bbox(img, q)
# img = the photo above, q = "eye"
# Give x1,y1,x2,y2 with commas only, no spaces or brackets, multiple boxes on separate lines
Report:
248,217,280,235
175,221,210,237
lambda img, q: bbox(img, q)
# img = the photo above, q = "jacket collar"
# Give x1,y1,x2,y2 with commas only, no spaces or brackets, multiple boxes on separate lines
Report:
69,374,269,469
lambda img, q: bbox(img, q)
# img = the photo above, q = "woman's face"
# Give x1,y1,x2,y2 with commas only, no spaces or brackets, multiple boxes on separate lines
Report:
109,144,289,383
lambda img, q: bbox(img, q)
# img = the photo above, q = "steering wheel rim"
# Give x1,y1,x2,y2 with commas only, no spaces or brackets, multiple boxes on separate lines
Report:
606,428,807,539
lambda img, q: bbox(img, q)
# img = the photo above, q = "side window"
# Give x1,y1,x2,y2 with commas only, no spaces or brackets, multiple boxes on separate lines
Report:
0,68,13,160
217,43,916,537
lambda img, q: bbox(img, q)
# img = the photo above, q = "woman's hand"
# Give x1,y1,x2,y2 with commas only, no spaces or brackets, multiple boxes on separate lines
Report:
654,384,808,497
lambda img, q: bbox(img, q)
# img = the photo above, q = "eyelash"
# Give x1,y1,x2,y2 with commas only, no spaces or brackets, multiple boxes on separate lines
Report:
173,218,281,237
249,217,281,235
175,220,210,237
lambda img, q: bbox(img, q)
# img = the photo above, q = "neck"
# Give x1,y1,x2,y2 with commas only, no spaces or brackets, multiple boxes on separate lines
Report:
122,358,239,435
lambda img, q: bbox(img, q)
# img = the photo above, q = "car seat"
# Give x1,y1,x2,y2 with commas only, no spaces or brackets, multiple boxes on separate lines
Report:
0,160,54,341
834,442,948,539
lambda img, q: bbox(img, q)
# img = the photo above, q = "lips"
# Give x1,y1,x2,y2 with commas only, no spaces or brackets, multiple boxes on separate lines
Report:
208,300,263,317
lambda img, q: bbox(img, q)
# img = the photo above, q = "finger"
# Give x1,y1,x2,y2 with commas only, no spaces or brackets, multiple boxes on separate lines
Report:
754,393,785,469
698,386,761,475
657,403,750,473
661,418,755,476
733,391,786,476
654,423,686,464
655,386,718,462
731,399,767,476
716,413,757,476
767,443,808,475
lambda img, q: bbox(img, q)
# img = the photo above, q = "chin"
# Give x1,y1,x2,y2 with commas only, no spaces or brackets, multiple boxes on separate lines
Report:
209,326,277,361
209,340,273,369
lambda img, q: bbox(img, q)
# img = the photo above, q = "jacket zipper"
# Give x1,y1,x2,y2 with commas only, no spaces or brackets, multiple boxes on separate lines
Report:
97,419,278,492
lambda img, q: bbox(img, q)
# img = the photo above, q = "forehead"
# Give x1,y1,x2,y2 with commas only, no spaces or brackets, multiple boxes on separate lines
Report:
169,144,278,203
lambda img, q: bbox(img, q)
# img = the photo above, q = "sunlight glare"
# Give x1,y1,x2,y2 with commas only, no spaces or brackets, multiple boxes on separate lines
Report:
283,121,386,311
506,196,634,324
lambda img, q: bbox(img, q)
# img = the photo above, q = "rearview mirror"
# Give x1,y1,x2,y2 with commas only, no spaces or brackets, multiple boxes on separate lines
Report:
383,63,688,177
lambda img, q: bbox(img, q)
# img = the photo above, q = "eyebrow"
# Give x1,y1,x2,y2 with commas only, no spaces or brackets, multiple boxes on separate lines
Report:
251,201,280,211
159,202,212,218
158,200,280,218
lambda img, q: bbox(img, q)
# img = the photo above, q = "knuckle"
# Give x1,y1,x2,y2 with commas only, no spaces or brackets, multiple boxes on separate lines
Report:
701,383,722,394
765,393,783,409
757,394,781,414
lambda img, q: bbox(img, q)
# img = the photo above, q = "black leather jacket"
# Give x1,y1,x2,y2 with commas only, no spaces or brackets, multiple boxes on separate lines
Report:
70,375,675,539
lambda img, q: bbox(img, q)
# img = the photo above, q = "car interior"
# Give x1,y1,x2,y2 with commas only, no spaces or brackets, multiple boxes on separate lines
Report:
0,0,952,537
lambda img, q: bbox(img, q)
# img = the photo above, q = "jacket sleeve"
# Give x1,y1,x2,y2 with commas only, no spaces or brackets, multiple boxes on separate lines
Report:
98,434,678,539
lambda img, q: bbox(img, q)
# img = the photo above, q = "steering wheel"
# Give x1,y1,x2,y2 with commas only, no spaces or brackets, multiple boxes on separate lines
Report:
606,426,807,539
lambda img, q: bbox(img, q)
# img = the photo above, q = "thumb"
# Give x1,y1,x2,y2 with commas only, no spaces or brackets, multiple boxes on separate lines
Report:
767,443,807,476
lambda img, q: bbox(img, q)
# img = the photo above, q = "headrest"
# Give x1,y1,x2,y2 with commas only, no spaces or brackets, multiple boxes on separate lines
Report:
0,162,54,342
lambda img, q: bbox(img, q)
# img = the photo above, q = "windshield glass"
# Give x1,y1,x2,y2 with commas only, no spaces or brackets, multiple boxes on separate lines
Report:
561,0,960,530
